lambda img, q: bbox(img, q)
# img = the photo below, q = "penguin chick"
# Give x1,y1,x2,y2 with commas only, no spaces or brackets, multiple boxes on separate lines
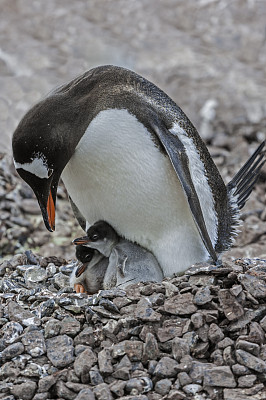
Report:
70,245,108,294
73,220,164,289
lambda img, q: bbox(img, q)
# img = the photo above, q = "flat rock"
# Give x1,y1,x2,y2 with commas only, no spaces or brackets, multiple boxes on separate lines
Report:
218,289,244,321
236,349,266,373
10,381,37,400
153,357,179,378
203,365,236,387
193,286,213,305
238,273,266,299
7,301,41,327
21,330,46,357
74,347,97,378
164,293,197,315
46,334,75,368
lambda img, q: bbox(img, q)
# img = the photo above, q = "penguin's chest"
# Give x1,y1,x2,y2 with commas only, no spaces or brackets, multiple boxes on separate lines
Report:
62,109,193,244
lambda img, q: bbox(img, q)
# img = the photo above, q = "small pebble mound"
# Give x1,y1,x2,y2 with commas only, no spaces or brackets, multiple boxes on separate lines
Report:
0,253,266,400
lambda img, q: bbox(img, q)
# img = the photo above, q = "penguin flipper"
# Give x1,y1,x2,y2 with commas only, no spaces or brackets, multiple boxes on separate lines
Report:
153,123,217,263
69,196,87,232
116,254,128,277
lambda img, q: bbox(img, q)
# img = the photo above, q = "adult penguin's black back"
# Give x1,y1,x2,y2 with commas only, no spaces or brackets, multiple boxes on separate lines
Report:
12,65,266,276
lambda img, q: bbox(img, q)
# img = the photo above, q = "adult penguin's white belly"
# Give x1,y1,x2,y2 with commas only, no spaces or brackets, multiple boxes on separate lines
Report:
62,109,210,276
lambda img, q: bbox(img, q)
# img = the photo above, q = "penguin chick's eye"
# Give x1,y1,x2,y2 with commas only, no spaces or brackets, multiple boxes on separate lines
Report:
90,233,99,241
85,253,93,261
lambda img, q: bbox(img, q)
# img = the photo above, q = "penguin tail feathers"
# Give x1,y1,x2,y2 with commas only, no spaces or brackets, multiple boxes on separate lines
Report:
227,141,265,210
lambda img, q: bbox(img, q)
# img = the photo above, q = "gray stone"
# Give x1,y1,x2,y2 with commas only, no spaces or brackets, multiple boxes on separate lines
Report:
32,393,50,400
125,377,152,395
218,289,244,321
98,348,114,374
154,378,172,395
157,319,187,342
38,375,57,392
172,337,190,361
109,380,126,397
112,367,131,380
223,346,235,366
236,340,260,356
238,273,266,298
74,347,97,378
44,318,62,338
134,302,161,322
46,334,75,368
230,285,243,297
1,321,23,344
60,316,81,337
90,369,104,385
54,272,70,289
203,365,236,387
166,389,186,399
142,333,159,364
153,357,179,378
228,305,266,332
178,371,192,386
223,386,265,400
183,384,203,395
231,363,251,376
124,341,143,361
21,330,46,357
55,380,76,400
164,293,197,315
118,396,148,400
10,381,37,400
191,313,204,329
193,286,213,305
93,383,113,400
24,266,47,287
1,342,24,360
260,315,266,331
73,326,96,347
7,301,40,327
208,323,224,343
75,388,96,400
238,374,257,388
248,321,265,344
218,337,234,349
236,349,266,373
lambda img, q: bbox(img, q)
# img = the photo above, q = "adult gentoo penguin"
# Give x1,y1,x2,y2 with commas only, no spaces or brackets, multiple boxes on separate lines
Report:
12,65,265,276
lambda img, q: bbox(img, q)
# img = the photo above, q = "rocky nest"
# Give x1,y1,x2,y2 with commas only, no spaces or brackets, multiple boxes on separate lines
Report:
0,252,265,400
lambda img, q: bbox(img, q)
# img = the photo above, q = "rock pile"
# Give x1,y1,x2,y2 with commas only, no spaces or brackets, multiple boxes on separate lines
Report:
0,252,265,400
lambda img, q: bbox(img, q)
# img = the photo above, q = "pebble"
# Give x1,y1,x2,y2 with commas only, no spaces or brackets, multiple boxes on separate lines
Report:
46,335,75,368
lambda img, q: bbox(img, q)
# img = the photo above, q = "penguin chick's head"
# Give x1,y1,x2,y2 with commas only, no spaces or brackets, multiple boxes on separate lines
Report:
75,244,95,264
75,245,95,278
73,220,119,257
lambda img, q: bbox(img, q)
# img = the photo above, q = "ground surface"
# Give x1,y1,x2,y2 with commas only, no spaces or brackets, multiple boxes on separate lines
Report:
0,0,265,260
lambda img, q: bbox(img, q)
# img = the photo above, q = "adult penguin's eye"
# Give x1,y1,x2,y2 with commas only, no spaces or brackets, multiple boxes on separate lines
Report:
48,168,54,178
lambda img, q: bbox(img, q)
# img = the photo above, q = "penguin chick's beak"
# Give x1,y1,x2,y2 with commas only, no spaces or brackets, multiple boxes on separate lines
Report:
75,264,86,277
72,236,91,246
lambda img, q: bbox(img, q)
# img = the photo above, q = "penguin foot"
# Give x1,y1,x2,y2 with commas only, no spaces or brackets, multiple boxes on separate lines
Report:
74,283,86,293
